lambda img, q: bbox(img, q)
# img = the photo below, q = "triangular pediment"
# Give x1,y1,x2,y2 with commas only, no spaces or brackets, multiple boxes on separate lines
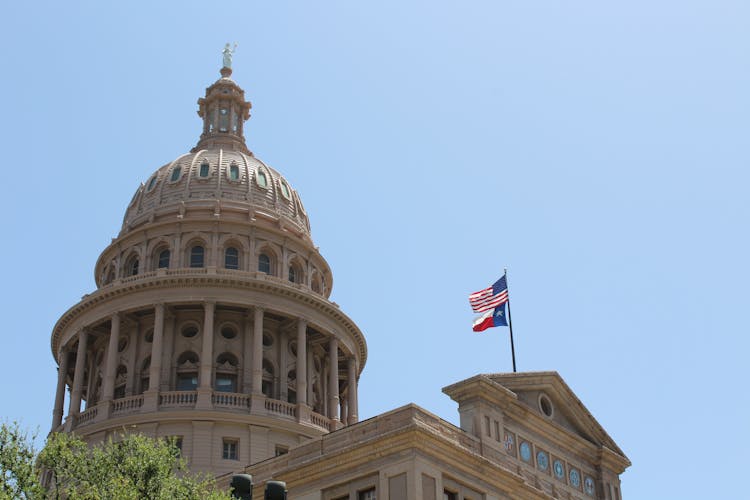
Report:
443,371,628,466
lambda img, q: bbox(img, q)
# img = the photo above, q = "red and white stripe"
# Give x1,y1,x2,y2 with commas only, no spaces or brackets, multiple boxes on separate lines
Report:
468,288,508,313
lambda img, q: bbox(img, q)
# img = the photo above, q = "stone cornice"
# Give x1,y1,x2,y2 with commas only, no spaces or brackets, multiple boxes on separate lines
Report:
51,270,366,370
240,404,549,499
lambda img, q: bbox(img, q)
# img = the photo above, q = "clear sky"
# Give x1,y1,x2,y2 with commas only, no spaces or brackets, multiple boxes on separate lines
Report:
1,1,748,497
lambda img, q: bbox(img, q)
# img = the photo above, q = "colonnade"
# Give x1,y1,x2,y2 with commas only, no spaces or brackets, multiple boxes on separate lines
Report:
51,303,360,431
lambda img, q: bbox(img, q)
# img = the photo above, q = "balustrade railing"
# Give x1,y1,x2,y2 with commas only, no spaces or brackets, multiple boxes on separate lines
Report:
111,395,144,416
68,391,332,431
265,398,297,417
212,392,250,409
159,391,197,407
74,407,97,427
310,412,332,431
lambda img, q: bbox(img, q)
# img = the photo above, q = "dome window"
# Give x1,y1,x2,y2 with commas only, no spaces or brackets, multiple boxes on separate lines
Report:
258,253,271,274
224,247,239,270
229,163,240,181
190,246,205,268
170,166,182,182
125,256,139,277
288,266,296,283
199,162,210,178
146,175,157,192
157,249,170,269
256,169,268,188
279,180,291,200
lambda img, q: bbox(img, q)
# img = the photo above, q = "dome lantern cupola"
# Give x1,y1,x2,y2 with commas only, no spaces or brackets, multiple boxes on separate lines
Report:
192,51,252,154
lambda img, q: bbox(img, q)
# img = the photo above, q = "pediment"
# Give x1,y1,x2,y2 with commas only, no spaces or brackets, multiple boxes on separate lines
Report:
443,371,627,461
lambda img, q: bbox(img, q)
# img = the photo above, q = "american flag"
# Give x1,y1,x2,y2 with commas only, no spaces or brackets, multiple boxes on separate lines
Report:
468,275,509,313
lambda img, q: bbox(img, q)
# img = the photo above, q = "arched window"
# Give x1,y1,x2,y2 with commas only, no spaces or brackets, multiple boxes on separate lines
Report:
157,249,170,269
288,266,296,283
147,176,157,191
229,164,239,180
258,253,271,274
262,359,275,398
287,369,296,404
199,161,210,177
170,166,181,182
215,353,239,393
125,255,139,277
139,357,151,394
176,352,199,391
114,365,127,399
224,247,239,270
190,245,204,268
256,169,268,188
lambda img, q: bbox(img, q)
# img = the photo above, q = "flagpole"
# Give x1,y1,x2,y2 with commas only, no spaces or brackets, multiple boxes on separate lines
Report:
504,268,517,373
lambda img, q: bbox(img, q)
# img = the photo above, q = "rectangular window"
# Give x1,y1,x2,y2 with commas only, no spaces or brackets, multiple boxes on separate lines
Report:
222,439,238,460
275,445,289,457
358,488,376,500
484,416,491,436
494,420,500,441
177,374,198,391
215,375,237,393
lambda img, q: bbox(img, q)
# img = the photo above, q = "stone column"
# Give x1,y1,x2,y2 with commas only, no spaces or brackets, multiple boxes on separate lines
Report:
328,336,339,423
52,347,70,430
199,302,215,389
196,301,215,410
69,330,89,416
148,304,165,389
347,356,358,424
252,307,263,395
143,304,165,411
296,320,307,406
160,311,175,391
242,312,253,393
101,313,121,403
278,328,288,401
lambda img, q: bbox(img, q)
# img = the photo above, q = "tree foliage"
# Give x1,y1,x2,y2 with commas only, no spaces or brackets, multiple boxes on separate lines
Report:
0,422,232,500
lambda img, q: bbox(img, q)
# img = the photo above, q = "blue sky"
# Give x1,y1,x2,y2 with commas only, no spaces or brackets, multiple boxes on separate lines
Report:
1,1,748,497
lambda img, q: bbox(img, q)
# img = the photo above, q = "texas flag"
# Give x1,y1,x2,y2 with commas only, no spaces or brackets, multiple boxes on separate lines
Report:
472,302,508,332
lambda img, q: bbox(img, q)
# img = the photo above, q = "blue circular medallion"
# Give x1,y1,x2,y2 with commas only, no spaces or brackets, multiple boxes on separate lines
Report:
536,451,549,471
570,468,581,488
553,460,564,479
520,441,531,462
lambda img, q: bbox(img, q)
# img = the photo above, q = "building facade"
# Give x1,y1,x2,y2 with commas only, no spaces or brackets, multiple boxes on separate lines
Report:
50,59,629,497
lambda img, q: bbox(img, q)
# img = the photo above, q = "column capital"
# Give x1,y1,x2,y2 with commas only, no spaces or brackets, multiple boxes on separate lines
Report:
203,300,216,307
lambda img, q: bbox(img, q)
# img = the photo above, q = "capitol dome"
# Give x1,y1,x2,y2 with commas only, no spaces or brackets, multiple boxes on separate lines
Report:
122,149,311,241
50,62,365,477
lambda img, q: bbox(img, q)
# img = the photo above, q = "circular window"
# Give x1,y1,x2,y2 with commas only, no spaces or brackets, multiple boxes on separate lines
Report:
117,336,128,353
221,326,237,340
144,329,154,343
181,326,198,338
262,333,273,347
539,394,554,418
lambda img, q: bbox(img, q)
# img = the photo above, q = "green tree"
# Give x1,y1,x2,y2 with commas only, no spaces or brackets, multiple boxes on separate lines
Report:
0,422,44,499
0,422,233,500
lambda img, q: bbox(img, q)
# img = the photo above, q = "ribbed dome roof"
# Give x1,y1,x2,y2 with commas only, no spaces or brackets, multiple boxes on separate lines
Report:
121,149,311,238
120,67,311,240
